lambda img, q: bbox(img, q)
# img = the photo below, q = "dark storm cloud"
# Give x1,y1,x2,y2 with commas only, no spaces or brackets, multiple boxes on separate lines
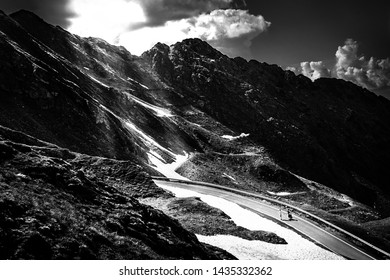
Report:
132,0,244,29
1,0,75,28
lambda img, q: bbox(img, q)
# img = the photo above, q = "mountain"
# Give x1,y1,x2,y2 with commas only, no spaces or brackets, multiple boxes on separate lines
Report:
1,10,390,258
0,124,238,259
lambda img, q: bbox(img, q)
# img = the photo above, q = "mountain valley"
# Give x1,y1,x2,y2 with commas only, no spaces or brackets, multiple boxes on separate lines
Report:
1,10,390,259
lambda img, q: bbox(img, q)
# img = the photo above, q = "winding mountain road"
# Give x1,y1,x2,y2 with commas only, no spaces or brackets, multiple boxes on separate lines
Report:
153,178,390,260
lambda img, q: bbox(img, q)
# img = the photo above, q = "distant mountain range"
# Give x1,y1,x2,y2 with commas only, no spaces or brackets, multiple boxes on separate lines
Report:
1,10,390,259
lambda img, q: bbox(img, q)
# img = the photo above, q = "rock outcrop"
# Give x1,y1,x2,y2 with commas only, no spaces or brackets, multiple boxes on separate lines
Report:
0,126,230,259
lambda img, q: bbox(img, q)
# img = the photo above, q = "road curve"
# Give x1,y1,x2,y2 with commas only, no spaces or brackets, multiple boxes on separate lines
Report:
153,178,384,260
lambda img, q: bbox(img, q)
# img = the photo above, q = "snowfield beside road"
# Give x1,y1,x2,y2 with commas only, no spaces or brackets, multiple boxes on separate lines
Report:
158,184,345,260
150,149,344,259
196,234,344,260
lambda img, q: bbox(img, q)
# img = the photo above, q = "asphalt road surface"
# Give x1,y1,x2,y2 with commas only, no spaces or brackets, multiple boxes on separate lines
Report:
153,179,376,260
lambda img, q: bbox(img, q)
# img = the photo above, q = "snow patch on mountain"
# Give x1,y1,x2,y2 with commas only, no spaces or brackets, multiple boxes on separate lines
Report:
221,133,250,141
87,74,110,88
294,173,355,207
148,151,189,180
222,173,236,181
124,122,175,156
123,91,173,117
70,41,87,55
267,191,306,197
63,79,80,89
127,76,149,89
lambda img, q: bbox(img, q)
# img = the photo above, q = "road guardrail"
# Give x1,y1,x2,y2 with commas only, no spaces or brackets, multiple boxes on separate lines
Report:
152,176,390,259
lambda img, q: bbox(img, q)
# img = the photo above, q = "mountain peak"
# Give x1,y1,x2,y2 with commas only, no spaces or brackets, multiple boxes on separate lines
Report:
172,38,224,59
147,38,220,57
180,37,209,46
10,9,45,23
10,9,59,38
148,42,170,55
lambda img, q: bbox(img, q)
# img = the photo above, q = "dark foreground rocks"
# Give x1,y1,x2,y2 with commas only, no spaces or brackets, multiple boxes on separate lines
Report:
0,129,234,260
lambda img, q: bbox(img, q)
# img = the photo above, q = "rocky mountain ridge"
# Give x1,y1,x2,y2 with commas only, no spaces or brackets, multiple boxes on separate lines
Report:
143,38,390,211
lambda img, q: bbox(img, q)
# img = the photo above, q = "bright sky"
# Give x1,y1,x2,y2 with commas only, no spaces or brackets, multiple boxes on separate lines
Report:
68,0,146,44
67,0,173,55
66,0,268,57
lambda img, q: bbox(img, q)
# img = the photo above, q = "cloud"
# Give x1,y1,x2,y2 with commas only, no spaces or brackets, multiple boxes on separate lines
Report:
132,0,240,29
118,21,189,55
335,39,390,90
67,0,268,58
68,0,145,43
286,66,297,72
183,9,269,41
294,39,390,94
181,9,270,58
300,61,331,80
118,8,269,58
1,0,75,28
335,39,360,70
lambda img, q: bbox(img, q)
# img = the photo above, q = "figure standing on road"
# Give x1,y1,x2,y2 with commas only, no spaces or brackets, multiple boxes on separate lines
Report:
279,206,283,220
287,209,292,220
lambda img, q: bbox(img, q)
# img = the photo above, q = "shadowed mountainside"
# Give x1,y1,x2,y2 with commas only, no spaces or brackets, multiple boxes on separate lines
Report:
142,39,390,211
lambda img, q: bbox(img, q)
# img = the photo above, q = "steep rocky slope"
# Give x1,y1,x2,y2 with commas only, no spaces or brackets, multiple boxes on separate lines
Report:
0,125,235,259
142,39,390,212
1,9,390,254
0,10,199,162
